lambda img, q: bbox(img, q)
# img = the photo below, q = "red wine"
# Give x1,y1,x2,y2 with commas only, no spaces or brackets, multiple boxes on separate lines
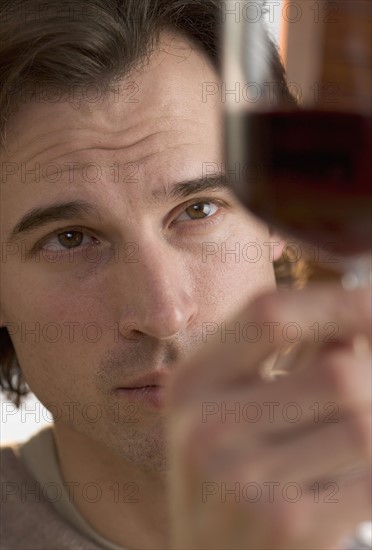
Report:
225,111,372,256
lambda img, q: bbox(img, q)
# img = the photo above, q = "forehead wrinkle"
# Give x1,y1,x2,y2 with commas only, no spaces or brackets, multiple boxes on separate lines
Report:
3,127,89,162
6,114,198,168
128,142,200,167
31,130,201,176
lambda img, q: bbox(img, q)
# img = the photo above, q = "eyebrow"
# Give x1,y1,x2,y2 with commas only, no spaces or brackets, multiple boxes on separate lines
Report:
8,201,103,243
7,174,229,242
151,174,229,202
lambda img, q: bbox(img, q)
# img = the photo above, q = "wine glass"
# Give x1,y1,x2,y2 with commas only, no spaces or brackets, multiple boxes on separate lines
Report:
223,0,371,288
222,2,371,548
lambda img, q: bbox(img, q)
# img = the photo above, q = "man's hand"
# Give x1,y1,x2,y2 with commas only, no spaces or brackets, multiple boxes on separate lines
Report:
166,286,371,550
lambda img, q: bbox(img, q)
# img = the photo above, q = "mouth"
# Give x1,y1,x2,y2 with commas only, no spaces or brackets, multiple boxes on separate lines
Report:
114,385,167,409
114,371,170,409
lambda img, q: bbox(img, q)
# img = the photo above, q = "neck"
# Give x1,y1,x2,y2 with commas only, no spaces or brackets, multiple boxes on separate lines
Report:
52,423,170,550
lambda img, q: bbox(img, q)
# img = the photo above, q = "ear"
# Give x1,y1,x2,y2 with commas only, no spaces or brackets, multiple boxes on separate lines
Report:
267,227,286,262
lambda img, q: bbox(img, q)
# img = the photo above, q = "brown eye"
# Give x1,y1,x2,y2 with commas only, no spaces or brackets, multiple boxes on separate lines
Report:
57,231,84,249
184,202,214,219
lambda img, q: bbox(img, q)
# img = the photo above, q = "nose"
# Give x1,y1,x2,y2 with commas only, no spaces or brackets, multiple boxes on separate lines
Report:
115,243,199,339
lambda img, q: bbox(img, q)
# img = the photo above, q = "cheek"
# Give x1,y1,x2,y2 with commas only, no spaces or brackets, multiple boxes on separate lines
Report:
3,274,98,328
1,251,111,326
193,227,277,307
1,267,107,391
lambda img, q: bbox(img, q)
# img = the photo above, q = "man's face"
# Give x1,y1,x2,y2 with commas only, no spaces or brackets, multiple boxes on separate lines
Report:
0,33,281,470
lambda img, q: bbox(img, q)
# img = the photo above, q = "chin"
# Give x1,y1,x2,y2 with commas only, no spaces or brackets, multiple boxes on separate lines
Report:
99,418,171,472
112,432,170,472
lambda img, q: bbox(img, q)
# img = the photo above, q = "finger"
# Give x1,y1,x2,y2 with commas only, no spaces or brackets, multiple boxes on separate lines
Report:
242,471,372,550
293,471,372,550
251,411,371,486
242,341,371,434
168,285,371,406
171,465,371,550
187,400,371,484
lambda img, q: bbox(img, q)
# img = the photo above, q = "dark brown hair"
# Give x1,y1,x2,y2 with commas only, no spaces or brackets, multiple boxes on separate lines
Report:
0,0,308,407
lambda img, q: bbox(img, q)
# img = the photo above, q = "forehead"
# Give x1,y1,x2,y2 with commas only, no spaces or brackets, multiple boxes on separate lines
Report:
0,32,224,240
2,31,221,163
